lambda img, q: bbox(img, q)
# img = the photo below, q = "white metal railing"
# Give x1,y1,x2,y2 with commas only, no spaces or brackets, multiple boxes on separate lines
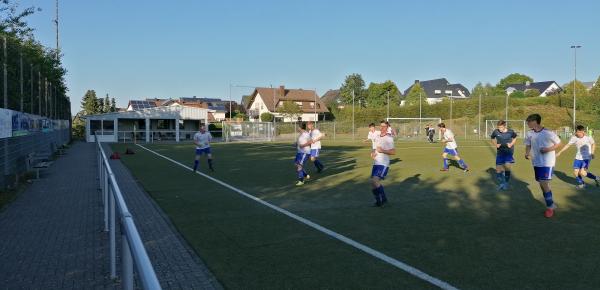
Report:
95,134,161,290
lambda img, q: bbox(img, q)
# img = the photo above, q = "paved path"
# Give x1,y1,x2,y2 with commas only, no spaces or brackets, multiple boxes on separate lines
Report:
0,142,221,290
104,144,222,290
0,142,115,289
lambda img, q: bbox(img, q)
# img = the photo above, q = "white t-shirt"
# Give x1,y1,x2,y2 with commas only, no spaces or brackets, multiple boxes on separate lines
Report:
443,129,457,149
297,131,311,154
525,128,561,167
568,135,595,160
367,130,380,150
373,134,394,167
193,132,212,149
310,129,322,149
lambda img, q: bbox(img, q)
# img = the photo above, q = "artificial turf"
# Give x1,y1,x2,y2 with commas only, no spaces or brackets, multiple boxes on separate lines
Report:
113,139,600,289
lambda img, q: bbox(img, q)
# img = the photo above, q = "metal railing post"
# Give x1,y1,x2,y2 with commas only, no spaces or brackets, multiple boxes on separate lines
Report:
103,166,109,232
122,226,134,290
109,187,117,279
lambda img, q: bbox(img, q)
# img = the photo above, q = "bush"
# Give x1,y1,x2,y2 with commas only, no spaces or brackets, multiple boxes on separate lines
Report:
260,112,274,122
510,91,526,98
524,89,541,98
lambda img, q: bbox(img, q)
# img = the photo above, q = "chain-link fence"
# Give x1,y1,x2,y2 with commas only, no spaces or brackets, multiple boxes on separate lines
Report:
1,128,70,188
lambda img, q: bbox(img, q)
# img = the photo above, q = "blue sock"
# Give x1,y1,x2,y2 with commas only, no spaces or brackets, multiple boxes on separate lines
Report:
207,158,213,169
458,159,467,168
314,159,324,170
576,176,584,185
505,171,511,182
193,160,199,171
372,188,382,203
586,172,597,180
496,172,505,184
297,170,304,181
443,158,449,169
303,170,308,177
378,185,387,202
543,191,554,207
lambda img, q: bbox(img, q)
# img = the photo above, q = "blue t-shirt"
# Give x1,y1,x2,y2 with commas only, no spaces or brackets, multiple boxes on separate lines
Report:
491,129,517,155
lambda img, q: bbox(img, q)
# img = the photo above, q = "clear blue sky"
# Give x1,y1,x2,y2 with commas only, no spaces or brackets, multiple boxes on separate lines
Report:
22,0,600,114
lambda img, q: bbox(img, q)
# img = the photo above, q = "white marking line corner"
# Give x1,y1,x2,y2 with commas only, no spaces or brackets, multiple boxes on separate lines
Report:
136,144,459,290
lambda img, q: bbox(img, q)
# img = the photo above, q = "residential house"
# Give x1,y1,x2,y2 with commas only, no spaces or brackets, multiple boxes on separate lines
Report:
505,81,561,97
320,89,344,109
246,86,329,122
403,78,471,105
582,81,597,91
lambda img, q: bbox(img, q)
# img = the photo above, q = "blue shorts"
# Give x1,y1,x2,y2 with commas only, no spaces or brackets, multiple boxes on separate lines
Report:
295,153,309,165
534,166,553,181
310,149,320,158
444,148,458,156
496,153,515,165
371,165,389,179
573,159,590,170
195,147,211,155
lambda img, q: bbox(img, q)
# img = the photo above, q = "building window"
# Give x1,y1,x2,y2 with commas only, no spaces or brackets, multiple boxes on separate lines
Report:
157,119,170,130
445,90,453,95
102,120,114,133
434,90,441,95
309,102,315,108
138,119,146,130
295,101,303,107
90,120,101,134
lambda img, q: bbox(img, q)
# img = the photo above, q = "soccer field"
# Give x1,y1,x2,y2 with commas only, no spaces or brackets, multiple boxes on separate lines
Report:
112,140,600,289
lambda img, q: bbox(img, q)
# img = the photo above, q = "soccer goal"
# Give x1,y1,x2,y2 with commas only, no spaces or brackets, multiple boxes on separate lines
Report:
485,120,527,138
222,121,273,142
386,117,442,141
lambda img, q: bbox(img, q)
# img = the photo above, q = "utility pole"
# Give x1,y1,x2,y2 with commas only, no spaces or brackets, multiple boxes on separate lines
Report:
55,0,60,60
571,45,582,130
352,90,355,140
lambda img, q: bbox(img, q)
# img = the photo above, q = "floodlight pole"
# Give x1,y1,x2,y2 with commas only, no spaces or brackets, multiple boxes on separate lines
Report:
352,90,355,140
505,90,508,121
386,91,390,119
478,93,482,139
228,83,232,121
571,45,581,130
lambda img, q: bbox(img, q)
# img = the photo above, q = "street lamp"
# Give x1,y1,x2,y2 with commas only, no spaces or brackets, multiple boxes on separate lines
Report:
386,90,390,119
571,45,581,130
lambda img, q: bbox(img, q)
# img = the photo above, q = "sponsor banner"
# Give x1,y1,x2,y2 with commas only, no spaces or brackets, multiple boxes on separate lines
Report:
0,108,11,138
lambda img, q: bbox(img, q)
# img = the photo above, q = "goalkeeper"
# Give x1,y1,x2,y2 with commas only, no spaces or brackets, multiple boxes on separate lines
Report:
193,124,214,172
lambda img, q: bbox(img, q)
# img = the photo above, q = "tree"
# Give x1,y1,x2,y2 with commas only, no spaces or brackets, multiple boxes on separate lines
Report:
103,94,111,113
260,112,274,122
497,73,534,89
562,80,589,98
81,90,100,115
404,83,426,106
277,101,303,121
509,91,526,98
0,0,39,39
110,98,117,112
339,73,366,107
366,80,401,107
524,89,541,98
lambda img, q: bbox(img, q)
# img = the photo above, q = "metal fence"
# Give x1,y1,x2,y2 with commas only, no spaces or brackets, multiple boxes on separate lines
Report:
96,136,161,290
0,128,70,188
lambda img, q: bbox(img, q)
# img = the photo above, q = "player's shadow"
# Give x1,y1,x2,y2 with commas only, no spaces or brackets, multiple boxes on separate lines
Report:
554,170,574,185
389,158,402,165
447,159,463,170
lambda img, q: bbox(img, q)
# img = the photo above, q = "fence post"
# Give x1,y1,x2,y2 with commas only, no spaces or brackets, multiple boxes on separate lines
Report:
333,121,336,141
122,228,134,290
103,166,108,232
109,187,117,279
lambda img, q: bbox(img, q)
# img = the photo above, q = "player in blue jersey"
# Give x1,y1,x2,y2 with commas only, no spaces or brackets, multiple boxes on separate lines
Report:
192,125,214,172
524,114,561,218
556,125,600,189
294,123,312,186
491,120,518,190
307,121,325,173
438,123,469,172
370,121,396,207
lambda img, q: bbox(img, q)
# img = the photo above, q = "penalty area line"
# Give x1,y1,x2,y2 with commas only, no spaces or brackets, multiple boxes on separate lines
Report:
136,144,460,290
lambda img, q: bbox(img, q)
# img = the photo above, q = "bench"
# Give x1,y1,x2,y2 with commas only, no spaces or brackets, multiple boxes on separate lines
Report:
26,152,54,179
32,161,53,179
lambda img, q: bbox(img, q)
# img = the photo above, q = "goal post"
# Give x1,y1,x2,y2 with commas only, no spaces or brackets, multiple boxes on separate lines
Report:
386,117,442,140
485,120,527,138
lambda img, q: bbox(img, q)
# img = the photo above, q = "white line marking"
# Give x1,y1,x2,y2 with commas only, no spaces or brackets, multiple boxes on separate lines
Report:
136,144,460,290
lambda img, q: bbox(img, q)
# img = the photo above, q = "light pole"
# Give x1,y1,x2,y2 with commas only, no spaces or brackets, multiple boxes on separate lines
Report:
386,90,390,119
352,90,355,140
505,89,508,121
571,45,581,130
228,83,232,121
478,93,482,139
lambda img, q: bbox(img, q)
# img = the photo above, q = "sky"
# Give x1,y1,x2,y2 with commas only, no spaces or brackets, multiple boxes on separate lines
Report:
21,0,600,114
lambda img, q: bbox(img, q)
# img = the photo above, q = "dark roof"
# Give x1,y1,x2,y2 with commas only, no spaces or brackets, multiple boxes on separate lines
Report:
320,89,341,105
128,100,157,110
208,105,227,112
404,78,471,99
505,81,559,93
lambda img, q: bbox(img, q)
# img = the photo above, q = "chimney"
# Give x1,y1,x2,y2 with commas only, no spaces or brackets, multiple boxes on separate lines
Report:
414,80,420,84
279,85,285,97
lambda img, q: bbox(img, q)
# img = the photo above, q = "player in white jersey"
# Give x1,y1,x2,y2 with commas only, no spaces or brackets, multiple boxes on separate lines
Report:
306,121,325,173
192,125,214,172
363,123,380,151
370,121,396,207
556,125,600,188
294,123,312,186
437,123,469,172
524,114,561,218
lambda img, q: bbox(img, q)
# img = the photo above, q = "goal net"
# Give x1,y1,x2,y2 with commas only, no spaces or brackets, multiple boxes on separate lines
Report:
485,120,527,138
222,121,273,142
386,117,442,141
